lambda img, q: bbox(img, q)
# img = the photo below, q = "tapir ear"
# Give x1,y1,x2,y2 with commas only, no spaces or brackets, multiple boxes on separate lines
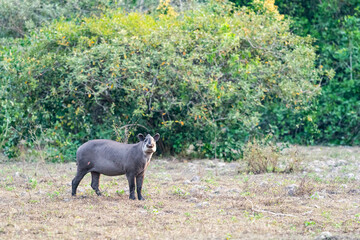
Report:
137,133,145,141
153,133,160,142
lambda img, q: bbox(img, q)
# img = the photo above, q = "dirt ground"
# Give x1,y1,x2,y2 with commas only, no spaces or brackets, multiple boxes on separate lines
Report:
0,146,360,239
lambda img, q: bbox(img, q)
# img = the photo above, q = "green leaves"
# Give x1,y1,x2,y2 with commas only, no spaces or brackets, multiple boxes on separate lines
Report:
0,1,321,160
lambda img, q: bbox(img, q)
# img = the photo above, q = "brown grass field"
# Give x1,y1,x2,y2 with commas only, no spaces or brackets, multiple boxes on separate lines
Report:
0,146,360,239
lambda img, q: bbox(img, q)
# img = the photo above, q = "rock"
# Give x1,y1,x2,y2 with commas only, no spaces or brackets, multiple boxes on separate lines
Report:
139,209,147,215
36,190,46,195
228,163,240,169
315,231,336,240
183,180,191,185
228,188,240,193
285,184,298,196
189,187,199,195
259,181,268,187
191,176,201,182
346,173,355,179
194,185,206,190
14,172,26,178
335,160,347,167
326,160,336,167
217,162,226,168
196,202,210,208
186,197,198,203
63,198,70,202
206,161,216,168
213,187,222,194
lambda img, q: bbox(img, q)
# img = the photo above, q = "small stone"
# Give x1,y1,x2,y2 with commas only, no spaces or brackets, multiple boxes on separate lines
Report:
183,180,191,185
63,198,70,202
36,190,45,195
326,160,335,167
217,162,226,167
315,231,336,240
186,197,198,203
206,161,216,168
285,184,298,196
347,173,355,179
139,209,147,215
259,181,268,187
335,160,347,167
191,176,201,182
228,188,240,193
228,163,240,169
196,202,210,208
195,185,206,190
189,187,199,195
213,187,222,194
14,172,26,178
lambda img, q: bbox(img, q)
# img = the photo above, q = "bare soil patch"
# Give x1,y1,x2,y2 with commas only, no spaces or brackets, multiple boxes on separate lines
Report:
0,146,360,239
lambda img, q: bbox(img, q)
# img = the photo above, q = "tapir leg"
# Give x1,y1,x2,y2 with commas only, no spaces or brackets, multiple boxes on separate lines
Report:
91,172,102,196
126,173,136,200
72,170,88,196
136,174,145,200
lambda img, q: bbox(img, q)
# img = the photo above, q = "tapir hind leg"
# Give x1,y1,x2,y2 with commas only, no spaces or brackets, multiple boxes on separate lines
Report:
91,172,102,196
72,170,88,196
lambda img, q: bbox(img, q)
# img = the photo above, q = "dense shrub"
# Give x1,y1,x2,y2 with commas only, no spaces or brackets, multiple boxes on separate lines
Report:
0,0,321,161
0,0,161,38
231,0,360,145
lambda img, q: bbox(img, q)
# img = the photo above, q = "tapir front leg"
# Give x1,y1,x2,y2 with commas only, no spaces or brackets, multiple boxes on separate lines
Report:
136,174,145,200
126,173,136,200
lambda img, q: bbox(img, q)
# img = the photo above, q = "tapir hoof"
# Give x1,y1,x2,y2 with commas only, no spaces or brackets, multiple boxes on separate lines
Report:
138,196,145,201
129,195,136,200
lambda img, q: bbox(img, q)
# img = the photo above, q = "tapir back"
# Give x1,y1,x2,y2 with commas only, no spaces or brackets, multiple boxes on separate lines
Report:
76,139,142,176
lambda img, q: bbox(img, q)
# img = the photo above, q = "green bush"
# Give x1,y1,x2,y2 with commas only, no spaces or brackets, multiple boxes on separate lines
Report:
0,0,162,38
249,0,360,145
0,0,321,161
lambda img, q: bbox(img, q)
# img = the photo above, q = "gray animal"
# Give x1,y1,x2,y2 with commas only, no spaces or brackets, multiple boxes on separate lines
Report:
71,133,160,200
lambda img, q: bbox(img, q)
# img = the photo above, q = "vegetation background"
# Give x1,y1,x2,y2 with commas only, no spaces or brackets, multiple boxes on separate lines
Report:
0,0,359,162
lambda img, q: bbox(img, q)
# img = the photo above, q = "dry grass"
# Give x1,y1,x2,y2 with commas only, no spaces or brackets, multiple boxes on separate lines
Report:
0,146,360,239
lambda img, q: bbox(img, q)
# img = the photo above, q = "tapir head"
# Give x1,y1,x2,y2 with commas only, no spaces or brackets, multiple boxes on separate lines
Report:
137,133,160,154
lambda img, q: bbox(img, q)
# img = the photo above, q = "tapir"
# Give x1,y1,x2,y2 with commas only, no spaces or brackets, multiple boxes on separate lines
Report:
71,133,160,200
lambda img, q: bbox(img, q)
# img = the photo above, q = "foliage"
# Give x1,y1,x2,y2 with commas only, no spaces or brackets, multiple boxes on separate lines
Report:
242,136,303,174
0,0,321,161
230,0,360,145
0,0,162,38
242,136,280,173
